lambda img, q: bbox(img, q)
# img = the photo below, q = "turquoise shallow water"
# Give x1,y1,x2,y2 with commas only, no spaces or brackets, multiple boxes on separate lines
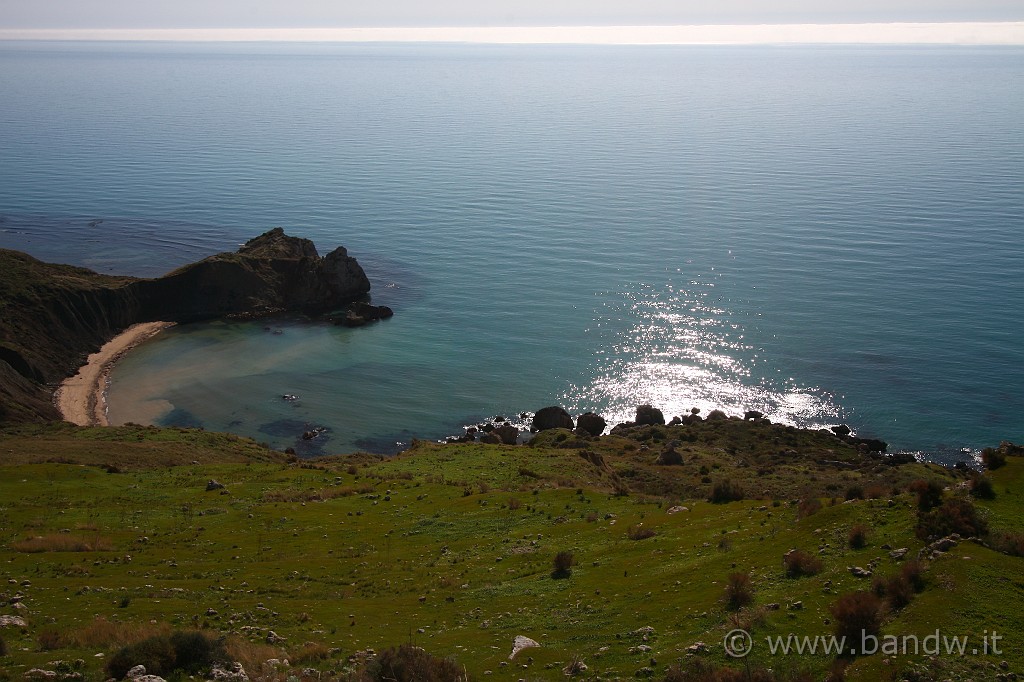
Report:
1,42,1022,460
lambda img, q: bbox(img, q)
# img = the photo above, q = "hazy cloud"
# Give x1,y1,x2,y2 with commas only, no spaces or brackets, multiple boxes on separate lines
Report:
2,0,1023,29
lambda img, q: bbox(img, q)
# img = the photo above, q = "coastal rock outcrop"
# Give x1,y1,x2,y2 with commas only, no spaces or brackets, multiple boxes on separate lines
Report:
635,404,665,426
531,406,574,432
140,228,371,320
576,412,607,437
0,229,376,424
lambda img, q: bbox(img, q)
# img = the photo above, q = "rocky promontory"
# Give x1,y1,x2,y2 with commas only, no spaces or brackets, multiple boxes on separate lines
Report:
0,228,375,423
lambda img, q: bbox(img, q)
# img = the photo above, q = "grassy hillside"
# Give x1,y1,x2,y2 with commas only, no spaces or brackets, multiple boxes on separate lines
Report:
0,424,1020,681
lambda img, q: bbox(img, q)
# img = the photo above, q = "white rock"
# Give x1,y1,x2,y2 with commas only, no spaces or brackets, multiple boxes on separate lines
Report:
509,635,540,660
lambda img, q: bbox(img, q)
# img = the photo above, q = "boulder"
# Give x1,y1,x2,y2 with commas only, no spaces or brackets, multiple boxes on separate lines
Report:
831,424,852,437
531,406,574,432
479,432,501,445
656,445,683,466
509,635,540,660
576,412,607,437
208,662,250,682
493,424,519,445
681,413,702,425
744,410,764,421
635,404,665,426
205,480,225,491
336,301,394,328
705,409,729,421
0,615,27,628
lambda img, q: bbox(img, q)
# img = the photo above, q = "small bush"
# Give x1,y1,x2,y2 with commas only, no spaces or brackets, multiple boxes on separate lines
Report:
62,618,169,650
361,643,470,682
848,524,868,550
969,475,995,500
909,479,944,512
11,534,114,553
37,628,62,651
863,484,888,499
784,550,823,578
900,559,926,593
709,480,745,504
170,631,227,673
796,498,822,519
844,485,864,501
829,591,885,655
507,497,522,510
981,447,1007,470
107,630,226,679
916,497,988,540
107,634,176,679
662,660,817,681
290,641,331,664
627,525,657,541
552,551,575,578
872,573,914,611
725,572,754,611
989,531,1024,557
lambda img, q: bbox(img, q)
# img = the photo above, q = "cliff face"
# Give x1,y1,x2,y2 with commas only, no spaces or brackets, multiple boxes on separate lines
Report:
138,228,371,321
0,229,373,423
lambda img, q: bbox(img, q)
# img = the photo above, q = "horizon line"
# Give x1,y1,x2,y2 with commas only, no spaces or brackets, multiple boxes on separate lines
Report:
2,22,1024,45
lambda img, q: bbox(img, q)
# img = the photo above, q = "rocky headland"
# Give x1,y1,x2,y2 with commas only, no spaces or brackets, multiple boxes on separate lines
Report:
0,228,378,423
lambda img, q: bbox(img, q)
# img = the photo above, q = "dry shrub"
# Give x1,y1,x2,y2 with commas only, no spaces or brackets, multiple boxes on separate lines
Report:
909,479,944,512
552,551,575,578
63,617,171,650
981,446,1007,470
11,534,113,553
724,572,753,611
507,497,522,510
290,641,331,664
585,511,599,522
107,630,227,679
916,497,988,540
969,475,995,500
863,484,888,500
627,524,657,541
784,550,823,578
848,524,868,550
37,628,62,651
709,480,745,504
662,659,816,681
989,531,1024,557
358,643,470,682
796,498,822,519
829,591,885,655
872,572,914,611
223,636,283,676
900,559,926,593
261,485,365,503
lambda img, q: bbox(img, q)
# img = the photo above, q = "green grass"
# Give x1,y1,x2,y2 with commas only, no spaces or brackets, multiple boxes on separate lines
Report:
0,423,1020,681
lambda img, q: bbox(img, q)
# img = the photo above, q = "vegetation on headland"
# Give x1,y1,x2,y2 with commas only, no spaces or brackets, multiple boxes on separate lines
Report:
0,421,1021,681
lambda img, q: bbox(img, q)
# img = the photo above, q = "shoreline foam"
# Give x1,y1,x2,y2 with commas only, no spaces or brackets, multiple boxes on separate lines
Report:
55,321,175,426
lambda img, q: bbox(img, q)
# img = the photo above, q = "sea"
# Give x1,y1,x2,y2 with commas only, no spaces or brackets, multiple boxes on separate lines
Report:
1,41,1021,462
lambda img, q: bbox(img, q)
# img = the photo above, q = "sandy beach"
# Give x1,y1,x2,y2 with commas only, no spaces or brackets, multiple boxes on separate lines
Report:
55,321,174,426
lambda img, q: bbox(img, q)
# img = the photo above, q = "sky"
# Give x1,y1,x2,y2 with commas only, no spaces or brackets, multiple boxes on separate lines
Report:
3,0,1023,29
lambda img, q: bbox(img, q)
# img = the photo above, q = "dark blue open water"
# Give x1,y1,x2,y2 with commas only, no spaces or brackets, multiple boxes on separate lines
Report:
1,42,1021,460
